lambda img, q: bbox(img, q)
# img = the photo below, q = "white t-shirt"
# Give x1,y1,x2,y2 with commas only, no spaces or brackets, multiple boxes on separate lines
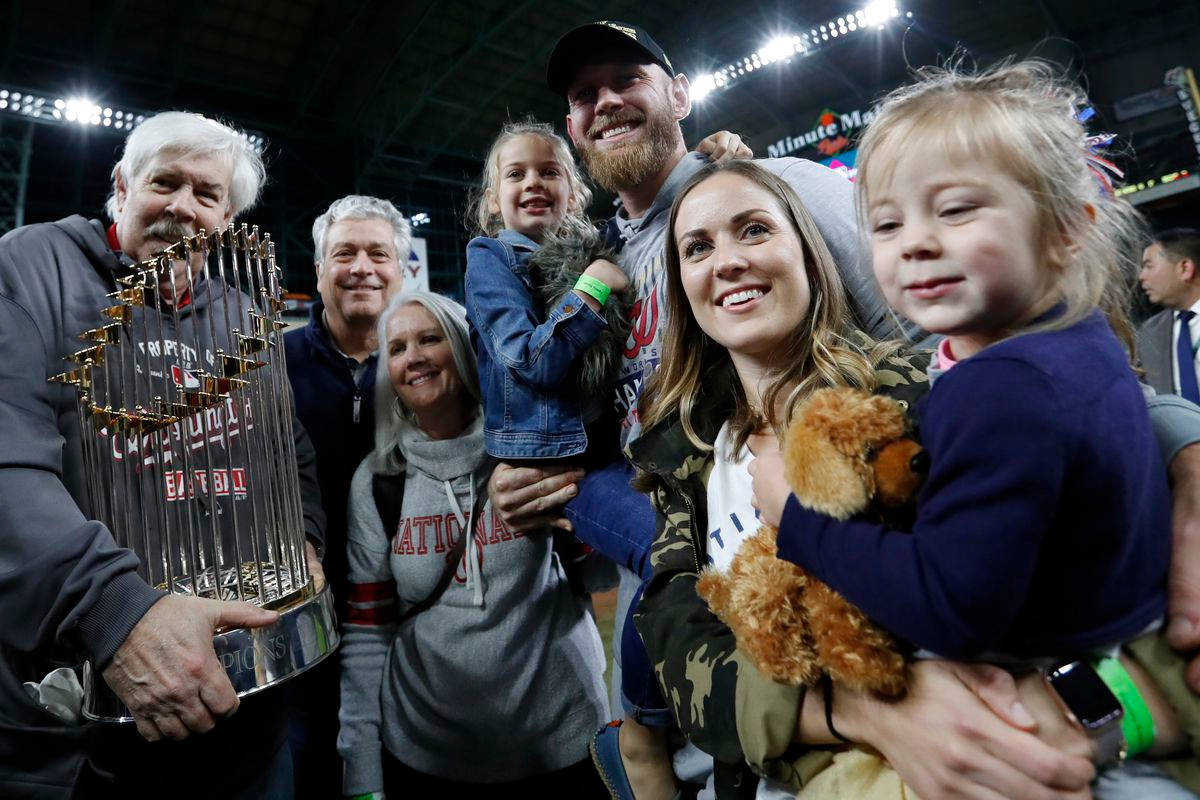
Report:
705,421,762,573
704,421,799,800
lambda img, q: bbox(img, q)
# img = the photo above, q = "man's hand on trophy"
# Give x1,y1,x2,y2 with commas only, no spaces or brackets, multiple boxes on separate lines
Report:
102,594,279,741
305,541,326,593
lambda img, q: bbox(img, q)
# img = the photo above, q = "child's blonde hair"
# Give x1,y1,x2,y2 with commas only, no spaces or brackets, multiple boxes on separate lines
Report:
467,120,593,238
856,58,1146,355
639,160,886,452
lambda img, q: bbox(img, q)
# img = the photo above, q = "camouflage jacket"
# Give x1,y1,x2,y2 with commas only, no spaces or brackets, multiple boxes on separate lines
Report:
628,350,931,797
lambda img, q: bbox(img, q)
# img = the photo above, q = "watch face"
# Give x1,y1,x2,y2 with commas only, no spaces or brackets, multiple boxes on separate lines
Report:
1047,661,1123,729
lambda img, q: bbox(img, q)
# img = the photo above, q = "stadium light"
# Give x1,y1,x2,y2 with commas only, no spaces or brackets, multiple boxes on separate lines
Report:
0,86,265,151
691,1,905,101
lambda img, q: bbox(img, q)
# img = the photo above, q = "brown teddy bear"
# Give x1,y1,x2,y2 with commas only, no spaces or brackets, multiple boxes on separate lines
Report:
696,386,927,697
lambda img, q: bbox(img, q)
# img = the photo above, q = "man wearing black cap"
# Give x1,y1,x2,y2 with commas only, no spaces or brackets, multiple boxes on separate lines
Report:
547,19,897,444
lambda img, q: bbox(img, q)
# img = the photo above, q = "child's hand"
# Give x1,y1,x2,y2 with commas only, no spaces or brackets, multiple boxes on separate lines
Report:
583,259,629,293
748,438,790,528
696,130,753,163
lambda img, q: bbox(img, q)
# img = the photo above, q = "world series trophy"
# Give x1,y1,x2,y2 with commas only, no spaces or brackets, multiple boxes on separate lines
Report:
50,224,338,721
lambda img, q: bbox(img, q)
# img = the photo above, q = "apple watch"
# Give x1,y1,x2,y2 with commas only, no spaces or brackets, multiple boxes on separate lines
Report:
1045,660,1126,765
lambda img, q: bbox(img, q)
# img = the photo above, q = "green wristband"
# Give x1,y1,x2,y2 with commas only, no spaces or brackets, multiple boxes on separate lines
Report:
574,274,611,307
1093,655,1155,756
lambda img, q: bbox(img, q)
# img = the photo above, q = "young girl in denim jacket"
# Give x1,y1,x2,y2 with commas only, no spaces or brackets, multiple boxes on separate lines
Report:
464,120,628,468
752,61,1199,798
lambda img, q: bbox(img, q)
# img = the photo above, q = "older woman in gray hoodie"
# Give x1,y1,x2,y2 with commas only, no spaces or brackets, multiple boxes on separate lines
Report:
337,291,609,798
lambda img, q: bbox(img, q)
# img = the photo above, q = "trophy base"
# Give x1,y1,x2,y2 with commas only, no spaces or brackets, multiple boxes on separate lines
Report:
81,583,339,722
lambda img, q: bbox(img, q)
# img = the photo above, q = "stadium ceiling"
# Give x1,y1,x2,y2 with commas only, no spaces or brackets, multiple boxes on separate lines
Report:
1,0,1190,194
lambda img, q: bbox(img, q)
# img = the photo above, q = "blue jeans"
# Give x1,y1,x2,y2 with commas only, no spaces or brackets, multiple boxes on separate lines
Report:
564,458,671,726
565,458,654,579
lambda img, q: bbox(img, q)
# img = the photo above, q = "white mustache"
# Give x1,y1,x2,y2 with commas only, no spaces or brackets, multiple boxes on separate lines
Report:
144,218,194,244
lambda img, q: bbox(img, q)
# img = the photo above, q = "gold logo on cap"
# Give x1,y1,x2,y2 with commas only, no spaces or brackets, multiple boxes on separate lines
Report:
602,21,638,40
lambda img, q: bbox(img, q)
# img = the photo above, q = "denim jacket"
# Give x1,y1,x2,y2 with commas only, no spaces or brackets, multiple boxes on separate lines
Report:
464,229,608,459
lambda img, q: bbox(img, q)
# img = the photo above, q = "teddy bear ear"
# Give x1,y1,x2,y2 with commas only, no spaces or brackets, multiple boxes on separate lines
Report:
783,423,870,520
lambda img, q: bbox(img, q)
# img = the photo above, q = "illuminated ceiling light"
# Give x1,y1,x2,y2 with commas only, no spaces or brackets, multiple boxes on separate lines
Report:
759,35,794,63
0,88,265,152
863,0,898,26
689,3,905,99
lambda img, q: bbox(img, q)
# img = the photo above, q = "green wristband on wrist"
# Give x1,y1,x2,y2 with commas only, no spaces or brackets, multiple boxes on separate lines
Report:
1093,655,1156,757
574,274,612,307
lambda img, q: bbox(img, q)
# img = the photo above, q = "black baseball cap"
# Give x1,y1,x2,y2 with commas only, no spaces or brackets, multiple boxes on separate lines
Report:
547,21,675,97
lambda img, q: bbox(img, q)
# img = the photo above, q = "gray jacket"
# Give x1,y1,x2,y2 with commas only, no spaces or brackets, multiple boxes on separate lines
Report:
0,216,325,795
1139,308,1176,396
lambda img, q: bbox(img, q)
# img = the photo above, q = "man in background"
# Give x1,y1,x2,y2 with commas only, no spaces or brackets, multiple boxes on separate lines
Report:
1140,228,1200,401
284,194,411,799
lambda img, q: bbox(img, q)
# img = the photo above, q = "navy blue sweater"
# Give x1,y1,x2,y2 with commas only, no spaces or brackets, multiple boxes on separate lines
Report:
285,301,378,624
777,311,1170,659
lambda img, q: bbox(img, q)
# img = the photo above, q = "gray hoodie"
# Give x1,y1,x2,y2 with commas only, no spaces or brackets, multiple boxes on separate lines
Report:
338,415,607,793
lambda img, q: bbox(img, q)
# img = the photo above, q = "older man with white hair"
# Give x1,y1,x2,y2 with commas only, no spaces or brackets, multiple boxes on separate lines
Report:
0,110,325,798
283,194,410,799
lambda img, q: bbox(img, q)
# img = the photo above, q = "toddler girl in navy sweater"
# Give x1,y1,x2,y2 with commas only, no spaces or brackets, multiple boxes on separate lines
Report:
758,61,1197,791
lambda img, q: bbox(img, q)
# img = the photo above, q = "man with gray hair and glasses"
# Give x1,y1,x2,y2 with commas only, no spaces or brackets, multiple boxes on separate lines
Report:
283,194,410,799
0,110,325,798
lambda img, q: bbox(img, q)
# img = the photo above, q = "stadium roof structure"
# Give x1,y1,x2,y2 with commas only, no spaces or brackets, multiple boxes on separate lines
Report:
0,0,1193,291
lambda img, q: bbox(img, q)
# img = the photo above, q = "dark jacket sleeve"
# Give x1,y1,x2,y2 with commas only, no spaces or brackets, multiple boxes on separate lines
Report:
0,289,163,670
292,408,326,556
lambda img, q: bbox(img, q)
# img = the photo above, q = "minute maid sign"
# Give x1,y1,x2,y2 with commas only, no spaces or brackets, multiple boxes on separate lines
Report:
767,106,877,159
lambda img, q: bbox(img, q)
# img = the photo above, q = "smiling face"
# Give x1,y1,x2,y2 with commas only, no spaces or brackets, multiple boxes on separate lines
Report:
485,134,572,242
565,60,687,192
386,303,465,421
673,171,812,376
867,144,1055,359
316,217,403,330
114,149,234,301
